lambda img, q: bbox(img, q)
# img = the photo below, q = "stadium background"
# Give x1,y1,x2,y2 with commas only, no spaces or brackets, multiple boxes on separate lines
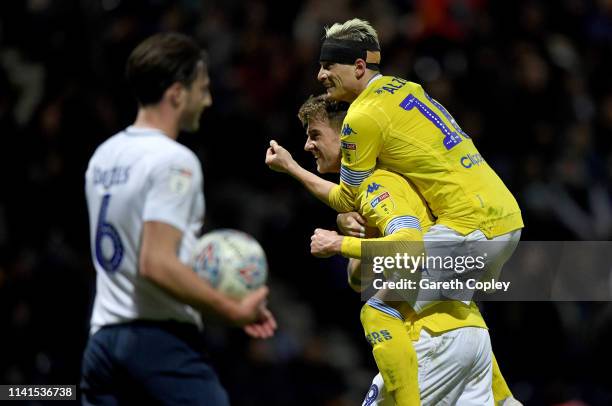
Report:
1,0,611,404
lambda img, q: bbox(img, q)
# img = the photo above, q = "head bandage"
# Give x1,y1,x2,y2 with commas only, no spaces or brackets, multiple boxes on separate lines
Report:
319,38,381,70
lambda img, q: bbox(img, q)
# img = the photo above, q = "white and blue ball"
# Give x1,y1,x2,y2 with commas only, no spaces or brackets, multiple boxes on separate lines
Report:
192,229,267,299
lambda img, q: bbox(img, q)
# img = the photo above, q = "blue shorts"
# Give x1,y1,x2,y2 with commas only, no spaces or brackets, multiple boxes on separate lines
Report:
81,320,229,406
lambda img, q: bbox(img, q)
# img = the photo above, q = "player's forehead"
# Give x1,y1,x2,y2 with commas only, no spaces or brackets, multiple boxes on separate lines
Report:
319,60,352,71
306,117,333,135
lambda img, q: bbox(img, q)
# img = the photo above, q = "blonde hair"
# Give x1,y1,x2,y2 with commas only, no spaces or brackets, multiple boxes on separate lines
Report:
324,18,380,49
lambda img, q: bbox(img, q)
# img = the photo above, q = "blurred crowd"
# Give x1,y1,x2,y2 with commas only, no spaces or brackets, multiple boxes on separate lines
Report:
1,0,611,405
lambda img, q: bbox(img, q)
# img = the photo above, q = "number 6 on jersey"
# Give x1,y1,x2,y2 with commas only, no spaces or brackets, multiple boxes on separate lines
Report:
95,194,124,272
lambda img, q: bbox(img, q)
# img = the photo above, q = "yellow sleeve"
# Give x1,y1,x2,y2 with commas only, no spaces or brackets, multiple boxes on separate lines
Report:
341,228,422,259
328,110,385,213
340,172,425,258
328,183,357,213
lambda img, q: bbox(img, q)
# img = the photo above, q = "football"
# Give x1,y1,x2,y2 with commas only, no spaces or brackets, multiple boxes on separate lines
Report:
192,229,268,299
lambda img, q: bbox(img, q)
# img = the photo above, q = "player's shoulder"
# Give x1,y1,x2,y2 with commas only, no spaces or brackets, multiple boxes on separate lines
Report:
364,75,421,99
359,169,426,208
343,102,385,133
88,129,128,164
359,169,404,197
361,169,406,188
90,127,200,171
155,136,198,163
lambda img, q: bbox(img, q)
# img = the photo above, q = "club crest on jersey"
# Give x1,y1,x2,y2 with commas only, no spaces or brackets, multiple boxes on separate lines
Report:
342,123,357,136
169,166,193,195
341,141,357,164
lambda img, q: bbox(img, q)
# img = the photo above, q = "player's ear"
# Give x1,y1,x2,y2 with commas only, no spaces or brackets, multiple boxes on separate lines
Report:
354,59,367,79
166,82,186,108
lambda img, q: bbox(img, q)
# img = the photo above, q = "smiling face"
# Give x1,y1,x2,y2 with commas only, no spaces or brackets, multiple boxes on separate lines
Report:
304,117,341,174
317,62,359,103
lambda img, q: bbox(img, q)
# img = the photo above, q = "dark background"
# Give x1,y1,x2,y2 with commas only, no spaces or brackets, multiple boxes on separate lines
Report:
1,0,611,405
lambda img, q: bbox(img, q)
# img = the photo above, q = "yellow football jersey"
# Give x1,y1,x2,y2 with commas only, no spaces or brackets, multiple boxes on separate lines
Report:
340,169,434,258
328,75,523,238
342,169,511,402
341,169,487,331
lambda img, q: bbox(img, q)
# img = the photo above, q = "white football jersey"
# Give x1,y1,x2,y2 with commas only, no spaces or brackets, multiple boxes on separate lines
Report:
85,126,205,333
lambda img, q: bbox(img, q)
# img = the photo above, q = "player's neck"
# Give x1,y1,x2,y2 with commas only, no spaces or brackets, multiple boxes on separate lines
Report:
356,70,381,94
133,105,180,140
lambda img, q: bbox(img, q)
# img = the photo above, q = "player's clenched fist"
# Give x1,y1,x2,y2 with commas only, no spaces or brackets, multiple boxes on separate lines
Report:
265,140,296,173
310,228,343,258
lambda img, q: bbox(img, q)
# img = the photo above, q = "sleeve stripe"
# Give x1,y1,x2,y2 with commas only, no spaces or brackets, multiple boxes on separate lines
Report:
340,166,374,187
366,298,404,320
384,215,422,236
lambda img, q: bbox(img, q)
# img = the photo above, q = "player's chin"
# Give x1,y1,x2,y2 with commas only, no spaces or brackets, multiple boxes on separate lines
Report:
326,87,344,101
185,118,201,133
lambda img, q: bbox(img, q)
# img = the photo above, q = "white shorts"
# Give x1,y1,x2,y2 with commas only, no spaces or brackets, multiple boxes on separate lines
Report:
362,327,493,406
410,225,521,313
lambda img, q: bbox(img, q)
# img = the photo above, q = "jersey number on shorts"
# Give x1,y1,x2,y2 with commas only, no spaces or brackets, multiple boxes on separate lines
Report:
399,93,469,150
95,194,124,272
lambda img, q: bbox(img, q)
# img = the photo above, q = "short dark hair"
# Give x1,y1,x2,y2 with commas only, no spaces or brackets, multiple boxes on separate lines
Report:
297,95,348,132
126,32,207,106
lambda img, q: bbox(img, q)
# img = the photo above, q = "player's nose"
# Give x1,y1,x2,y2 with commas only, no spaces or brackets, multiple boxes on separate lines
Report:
317,67,327,82
304,138,314,151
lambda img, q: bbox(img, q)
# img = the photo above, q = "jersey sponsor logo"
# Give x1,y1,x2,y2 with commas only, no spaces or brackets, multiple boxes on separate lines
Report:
341,141,357,164
460,153,485,168
370,191,389,207
93,166,131,189
341,141,356,150
366,329,393,345
365,182,382,197
341,123,357,136
372,190,395,217
169,167,193,195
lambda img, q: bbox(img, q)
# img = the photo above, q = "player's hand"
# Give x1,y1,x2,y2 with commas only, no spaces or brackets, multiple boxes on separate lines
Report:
337,212,366,237
310,228,343,258
265,140,296,173
233,286,269,325
243,306,277,339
